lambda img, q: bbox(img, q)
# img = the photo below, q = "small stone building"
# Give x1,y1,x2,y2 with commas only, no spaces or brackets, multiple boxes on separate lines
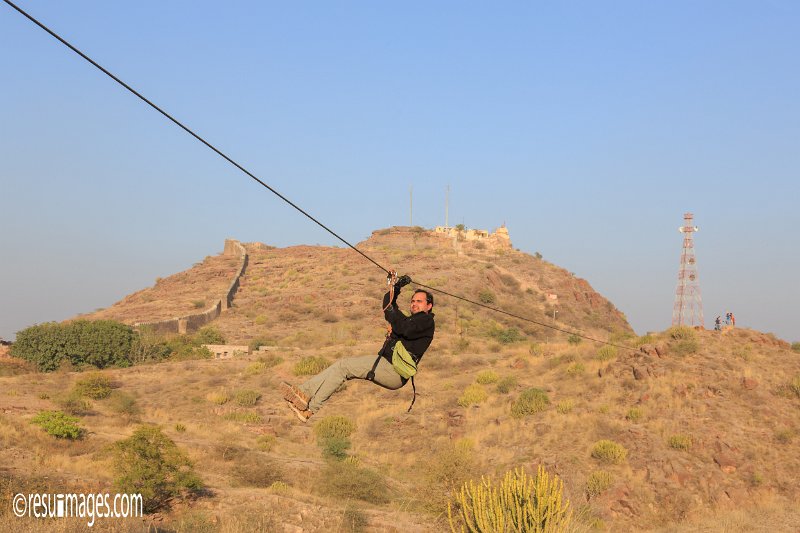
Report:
203,344,249,359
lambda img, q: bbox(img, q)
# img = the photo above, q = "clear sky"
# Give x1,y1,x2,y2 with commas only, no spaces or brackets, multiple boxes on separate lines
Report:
2,1,798,342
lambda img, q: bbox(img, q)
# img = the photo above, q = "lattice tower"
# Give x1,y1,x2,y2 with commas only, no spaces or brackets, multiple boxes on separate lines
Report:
672,212,704,328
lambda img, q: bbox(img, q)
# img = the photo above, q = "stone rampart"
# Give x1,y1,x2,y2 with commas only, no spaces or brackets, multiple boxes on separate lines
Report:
134,239,247,335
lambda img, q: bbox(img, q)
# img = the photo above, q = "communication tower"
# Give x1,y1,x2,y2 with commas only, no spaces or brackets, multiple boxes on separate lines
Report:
672,212,704,328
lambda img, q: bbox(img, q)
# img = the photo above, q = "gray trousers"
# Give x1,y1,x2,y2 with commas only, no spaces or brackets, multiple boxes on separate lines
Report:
299,354,405,413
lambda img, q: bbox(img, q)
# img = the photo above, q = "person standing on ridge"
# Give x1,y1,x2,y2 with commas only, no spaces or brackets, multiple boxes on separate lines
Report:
281,273,435,421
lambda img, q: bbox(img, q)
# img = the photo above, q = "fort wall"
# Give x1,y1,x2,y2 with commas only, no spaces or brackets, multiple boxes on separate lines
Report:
134,239,247,335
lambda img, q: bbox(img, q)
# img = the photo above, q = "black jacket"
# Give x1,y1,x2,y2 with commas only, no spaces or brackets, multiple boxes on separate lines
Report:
378,289,435,364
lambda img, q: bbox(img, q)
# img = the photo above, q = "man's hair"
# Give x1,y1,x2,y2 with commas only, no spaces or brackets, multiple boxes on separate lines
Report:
414,289,433,306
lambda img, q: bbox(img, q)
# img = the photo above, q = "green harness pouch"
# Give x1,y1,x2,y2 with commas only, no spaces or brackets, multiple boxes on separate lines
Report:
391,341,417,379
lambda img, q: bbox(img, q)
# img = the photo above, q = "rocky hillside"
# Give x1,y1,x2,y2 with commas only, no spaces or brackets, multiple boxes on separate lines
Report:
81,226,633,349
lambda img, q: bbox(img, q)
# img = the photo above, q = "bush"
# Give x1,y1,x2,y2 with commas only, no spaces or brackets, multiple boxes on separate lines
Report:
314,415,356,442
567,334,582,345
511,388,549,418
668,325,695,340
256,435,276,452
294,356,330,376
591,440,628,464
488,326,525,344
448,466,573,533
475,370,499,385
193,326,226,345
31,410,84,440
496,376,517,394
556,399,575,414
319,461,390,504
234,389,261,407
586,470,613,498
478,290,496,305
73,373,113,399
565,362,585,375
626,407,643,422
12,320,134,371
792,342,800,353
112,425,202,512
668,434,693,450
597,345,618,361
458,384,488,407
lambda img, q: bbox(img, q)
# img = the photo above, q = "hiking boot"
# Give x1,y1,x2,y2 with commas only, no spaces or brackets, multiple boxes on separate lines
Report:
281,381,310,410
286,401,313,422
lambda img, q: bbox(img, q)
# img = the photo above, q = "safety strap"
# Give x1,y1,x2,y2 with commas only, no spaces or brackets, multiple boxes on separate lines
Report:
407,376,417,412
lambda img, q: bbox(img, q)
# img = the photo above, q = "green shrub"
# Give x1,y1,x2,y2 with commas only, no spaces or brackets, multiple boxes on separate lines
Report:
341,504,368,533
668,434,693,450
458,384,488,407
319,461,390,504
193,326,226,345
567,334,582,345
314,415,355,443
294,356,330,376
586,470,613,498
597,345,618,361
556,399,575,414
73,373,113,399
31,410,84,439
478,290,496,305
175,423,187,433
488,326,525,344
591,440,628,464
12,320,134,371
321,436,351,460
511,388,549,418
256,435,276,452
270,481,290,494
112,425,202,512
496,376,517,394
626,407,643,422
475,370,499,385
668,325,695,340
565,362,585,375
234,389,261,407
792,342,800,353
448,466,572,533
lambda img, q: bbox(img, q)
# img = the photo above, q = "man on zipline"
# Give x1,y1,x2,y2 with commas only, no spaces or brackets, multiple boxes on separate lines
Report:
281,274,435,421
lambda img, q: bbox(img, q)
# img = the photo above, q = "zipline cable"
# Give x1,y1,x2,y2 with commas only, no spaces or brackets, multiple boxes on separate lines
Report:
413,281,636,351
2,0,389,275
5,0,639,353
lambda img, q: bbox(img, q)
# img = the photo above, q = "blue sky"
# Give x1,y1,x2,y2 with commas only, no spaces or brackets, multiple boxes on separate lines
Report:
2,1,798,342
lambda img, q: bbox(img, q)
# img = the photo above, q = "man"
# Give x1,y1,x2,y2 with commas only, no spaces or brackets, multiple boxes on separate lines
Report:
281,278,435,421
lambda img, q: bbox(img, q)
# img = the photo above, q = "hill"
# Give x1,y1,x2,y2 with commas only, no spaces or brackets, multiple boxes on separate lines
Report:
80,226,632,349
2,228,799,532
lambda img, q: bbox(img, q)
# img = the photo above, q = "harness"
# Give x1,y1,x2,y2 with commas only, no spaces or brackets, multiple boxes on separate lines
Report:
366,269,418,412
